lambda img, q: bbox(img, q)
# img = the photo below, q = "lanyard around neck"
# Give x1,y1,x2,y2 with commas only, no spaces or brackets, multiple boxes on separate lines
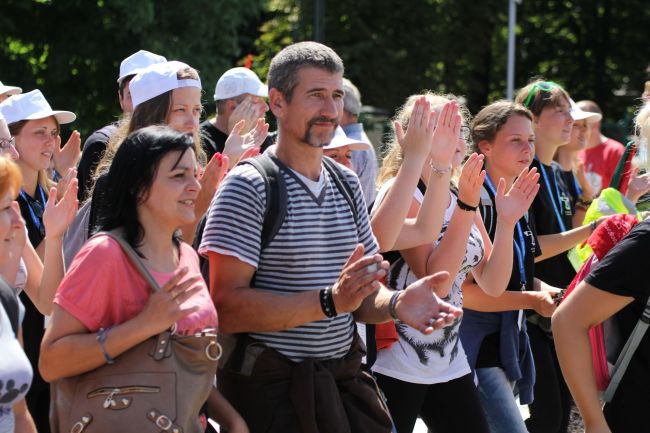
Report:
484,174,527,289
535,158,567,232
19,185,46,232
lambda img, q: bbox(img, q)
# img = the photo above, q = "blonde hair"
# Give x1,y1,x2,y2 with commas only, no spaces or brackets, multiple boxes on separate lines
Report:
635,103,650,169
0,155,23,198
377,91,471,187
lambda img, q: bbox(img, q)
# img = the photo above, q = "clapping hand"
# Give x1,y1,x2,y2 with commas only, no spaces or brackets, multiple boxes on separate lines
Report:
626,167,650,203
228,97,267,134
44,177,79,239
457,153,486,208
494,167,540,226
53,130,81,174
194,153,230,221
224,118,269,168
429,100,462,169
394,271,463,334
394,96,436,163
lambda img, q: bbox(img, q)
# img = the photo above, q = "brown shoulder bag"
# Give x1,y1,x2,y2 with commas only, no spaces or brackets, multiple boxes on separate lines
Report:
50,231,220,433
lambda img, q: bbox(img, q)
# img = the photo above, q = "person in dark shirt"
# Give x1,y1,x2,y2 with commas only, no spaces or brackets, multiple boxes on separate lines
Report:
200,67,274,162
514,80,602,433
77,50,166,200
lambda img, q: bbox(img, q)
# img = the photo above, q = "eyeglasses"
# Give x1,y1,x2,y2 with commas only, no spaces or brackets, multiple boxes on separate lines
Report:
459,125,471,141
523,81,561,108
0,136,16,151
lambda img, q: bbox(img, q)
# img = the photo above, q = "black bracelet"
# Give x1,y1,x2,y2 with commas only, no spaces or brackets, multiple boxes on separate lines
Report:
388,291,401,321
319,286,338,318
456,197,478,212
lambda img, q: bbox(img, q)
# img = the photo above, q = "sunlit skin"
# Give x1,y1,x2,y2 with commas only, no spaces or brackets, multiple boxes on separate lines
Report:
166,87,202,134
0,93,10,103
138,148,202,232
479,115,535,183
324,146,353,170
14,116,58,174
565,119,590,152
118,78,134,114
0,118,19,160
533,97,574,148
0,189,23,267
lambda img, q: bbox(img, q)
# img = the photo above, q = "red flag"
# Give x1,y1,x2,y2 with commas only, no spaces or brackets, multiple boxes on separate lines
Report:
245,54,252,69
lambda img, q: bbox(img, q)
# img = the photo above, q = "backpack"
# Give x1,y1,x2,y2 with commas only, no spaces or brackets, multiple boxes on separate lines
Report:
195,152,359,284
561,213,644,403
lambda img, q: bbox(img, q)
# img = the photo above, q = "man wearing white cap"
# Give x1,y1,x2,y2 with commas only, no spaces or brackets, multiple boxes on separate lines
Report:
77,50,166,200
577,100,630,196
341,78,378,204
200,67,273,161
0,81,22,103
555,99,602,226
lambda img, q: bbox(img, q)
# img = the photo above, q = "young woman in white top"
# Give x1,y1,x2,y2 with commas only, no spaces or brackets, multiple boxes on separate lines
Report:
371,92,539,433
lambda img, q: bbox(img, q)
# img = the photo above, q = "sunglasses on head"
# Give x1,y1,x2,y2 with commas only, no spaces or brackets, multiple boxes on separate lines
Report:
523,81,561,108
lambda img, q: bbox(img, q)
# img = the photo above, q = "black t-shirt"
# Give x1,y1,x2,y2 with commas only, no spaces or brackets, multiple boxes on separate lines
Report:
17,186,47,249
529,158,576,288
77,124,117,201
585,219,650,423
558,167,580,214
199,119,275,162
475,181,541,367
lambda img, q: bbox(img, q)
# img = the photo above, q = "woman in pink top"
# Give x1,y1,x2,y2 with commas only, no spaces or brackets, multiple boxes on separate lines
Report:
40,126,248,432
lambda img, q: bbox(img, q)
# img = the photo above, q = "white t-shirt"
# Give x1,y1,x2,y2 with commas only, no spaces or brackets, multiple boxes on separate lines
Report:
371,178,484,384
0,301,32,422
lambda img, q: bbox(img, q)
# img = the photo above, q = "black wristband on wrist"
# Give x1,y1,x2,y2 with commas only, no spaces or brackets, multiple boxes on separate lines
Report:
456,197,478,212
388,291,401,321
319,286,338,318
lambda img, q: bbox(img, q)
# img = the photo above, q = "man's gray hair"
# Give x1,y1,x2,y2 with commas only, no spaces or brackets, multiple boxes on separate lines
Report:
342,78,362,116
268,41,344,102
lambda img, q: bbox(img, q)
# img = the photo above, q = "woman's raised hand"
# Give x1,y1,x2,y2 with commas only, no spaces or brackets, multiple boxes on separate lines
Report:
495,167,540,226
138,267,203,335
195,153,229,221
394,96,436,162
457,153,486,208
224,118,269,168
429,100,461,168
44,176,79,239
53,130,81,174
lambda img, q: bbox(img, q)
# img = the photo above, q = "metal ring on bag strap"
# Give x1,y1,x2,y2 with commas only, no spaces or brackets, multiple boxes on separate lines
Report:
205,340,223,361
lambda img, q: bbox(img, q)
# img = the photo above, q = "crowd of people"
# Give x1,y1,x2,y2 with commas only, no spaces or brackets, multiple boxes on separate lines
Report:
0,41,649,433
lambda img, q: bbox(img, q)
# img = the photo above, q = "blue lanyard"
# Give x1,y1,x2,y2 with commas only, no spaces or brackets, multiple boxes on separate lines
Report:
535,158,567,232
19,186,46,232
484,174,527,290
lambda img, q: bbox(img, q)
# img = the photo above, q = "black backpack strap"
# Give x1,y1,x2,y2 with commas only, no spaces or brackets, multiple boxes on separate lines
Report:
322,156,359,224
240,153,287,250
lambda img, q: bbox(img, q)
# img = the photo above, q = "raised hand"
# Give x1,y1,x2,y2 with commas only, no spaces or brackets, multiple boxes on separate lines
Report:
429,100,461,168
195,153,230,220
626,168,650,203
53,130,81,174
55,167,77,201
137,267,203,335
227,97,266,134
43,178,79,238
394,96,436,162
457,153,486,207
394,271,463,334
224,118,269,168
331,244,389,314
495,167,540,226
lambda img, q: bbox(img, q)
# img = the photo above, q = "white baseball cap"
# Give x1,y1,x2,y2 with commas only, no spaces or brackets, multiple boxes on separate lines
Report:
0,81,22,97
117,50,167,84
129,61,202,109
213,67,268,101
324,126,370,150
0,90,76,125
570,99,602,123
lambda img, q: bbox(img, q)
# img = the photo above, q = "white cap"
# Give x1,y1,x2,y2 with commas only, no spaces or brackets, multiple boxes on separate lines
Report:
570,98,602,123
129,61,201,109
0,81,22,97
324,126,370,151
117,50,167,84
214,67,267,101
0,90,76,125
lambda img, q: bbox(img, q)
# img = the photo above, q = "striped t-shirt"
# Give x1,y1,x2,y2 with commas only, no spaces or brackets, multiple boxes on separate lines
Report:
199,158,378,362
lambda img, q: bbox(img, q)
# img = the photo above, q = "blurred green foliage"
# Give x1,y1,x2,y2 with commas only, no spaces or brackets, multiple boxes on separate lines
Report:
1,0,648,144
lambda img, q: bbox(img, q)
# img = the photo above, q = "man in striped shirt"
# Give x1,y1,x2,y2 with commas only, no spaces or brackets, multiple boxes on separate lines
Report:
200,41,461,432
